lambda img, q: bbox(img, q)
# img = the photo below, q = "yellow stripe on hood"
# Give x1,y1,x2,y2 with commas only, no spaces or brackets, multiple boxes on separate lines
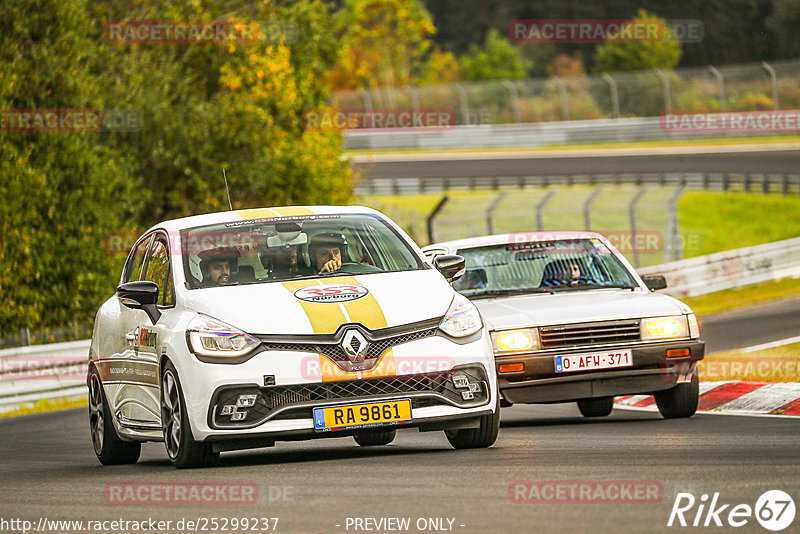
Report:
283,276,397,381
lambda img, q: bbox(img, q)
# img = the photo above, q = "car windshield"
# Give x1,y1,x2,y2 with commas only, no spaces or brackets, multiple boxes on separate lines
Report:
453,238,639,298
182,214,423,289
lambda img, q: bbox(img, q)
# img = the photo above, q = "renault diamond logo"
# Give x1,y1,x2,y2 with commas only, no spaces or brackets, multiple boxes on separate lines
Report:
342,330,369,363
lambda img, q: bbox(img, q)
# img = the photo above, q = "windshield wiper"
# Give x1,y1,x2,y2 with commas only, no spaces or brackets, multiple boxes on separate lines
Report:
552,283,637,291
468,288,555,299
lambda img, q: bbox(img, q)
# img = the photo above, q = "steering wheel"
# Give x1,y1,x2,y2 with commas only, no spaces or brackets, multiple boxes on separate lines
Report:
319,262,382,274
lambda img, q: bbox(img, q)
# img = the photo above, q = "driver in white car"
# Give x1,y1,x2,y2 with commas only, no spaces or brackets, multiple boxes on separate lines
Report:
308,232,348,273
198,247,240,287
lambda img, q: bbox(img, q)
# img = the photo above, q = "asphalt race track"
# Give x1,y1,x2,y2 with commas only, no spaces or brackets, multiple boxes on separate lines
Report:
701,298,800,353
1,402,798,534
3,148,798,534
353,147,800,179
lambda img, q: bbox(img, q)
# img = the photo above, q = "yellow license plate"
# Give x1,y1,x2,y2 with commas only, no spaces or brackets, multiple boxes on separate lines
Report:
313,399,412,431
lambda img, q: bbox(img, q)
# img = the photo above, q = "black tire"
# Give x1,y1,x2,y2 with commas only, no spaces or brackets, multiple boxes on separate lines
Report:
353,429,397,446
161,361,219,469
88,367,141,465
577,397,614,418
445,396,500,449
654,369,699,419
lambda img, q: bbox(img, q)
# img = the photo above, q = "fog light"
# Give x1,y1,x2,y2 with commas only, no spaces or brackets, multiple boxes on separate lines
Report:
468,383,481,393
231,411,247,421
666,348,691,358
461,391,475,400
220,405,236,415
498,363,524,373
453,374,469,388
237,394,257,408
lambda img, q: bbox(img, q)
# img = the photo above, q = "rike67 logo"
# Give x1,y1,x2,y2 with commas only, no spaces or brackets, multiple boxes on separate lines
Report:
668,490,796,531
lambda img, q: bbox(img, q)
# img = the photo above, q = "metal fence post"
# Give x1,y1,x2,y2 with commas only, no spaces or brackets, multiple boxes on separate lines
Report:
629,187,648,268
655,69,672,114
583,186,604,231
601,73,620,118
665,186,687,262
536,190,556,231
486,192,507,235
359,89,373,115
426,195,449,244
554,77,570,120
502,81,522,123
404,85,420,115
453,83,470,125
761,61,780,110
21,327,31,346
708,66,726,112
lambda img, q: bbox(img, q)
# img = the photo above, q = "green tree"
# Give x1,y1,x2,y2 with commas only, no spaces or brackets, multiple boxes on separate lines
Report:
593,10,681,73
0,0,139,332
459,28,532,82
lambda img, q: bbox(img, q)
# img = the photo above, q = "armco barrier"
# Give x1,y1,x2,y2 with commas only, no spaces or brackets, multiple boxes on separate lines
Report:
2,237,799,412
0,339,90,412
637,236,800,298
343,117,798,151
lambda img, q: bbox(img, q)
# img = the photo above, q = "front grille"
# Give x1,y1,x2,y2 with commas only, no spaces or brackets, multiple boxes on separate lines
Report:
260,328,437,362
256,319,440,363
540,319,641,349
209,366,488,429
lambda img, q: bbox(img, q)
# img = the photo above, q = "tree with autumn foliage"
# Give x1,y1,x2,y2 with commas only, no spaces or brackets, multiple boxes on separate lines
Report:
0,0,353,334
331,0,437,89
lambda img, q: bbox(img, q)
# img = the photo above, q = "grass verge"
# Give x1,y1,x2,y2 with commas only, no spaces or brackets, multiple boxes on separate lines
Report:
682,277,800,317
344,134,800,156
0,396,87,419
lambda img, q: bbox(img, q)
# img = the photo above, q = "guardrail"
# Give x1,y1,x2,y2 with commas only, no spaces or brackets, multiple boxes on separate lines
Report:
344,117,740,151
2,237,799,412
356,172,800,196
638,236,800,298
0,340,89,413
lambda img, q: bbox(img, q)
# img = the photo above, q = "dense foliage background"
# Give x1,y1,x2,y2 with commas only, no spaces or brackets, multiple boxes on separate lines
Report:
1,0,797,335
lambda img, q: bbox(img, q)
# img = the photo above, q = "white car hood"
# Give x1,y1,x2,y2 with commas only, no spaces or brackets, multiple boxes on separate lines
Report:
183,269,453,335
474,289,690,331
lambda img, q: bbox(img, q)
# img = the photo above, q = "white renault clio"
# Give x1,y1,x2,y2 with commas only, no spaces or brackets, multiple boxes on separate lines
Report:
89,206,498,468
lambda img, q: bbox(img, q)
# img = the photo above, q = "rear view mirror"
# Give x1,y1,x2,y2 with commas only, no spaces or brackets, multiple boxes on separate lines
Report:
434,255,466,283
641,275,667,291
117,281,161,323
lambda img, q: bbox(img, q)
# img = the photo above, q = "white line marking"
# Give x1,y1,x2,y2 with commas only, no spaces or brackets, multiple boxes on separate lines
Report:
740,336,800,353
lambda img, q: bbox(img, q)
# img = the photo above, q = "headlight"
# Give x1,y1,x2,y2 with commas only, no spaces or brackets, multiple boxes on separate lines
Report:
187,314,260,358
439,294,483,338
492,329,541,353
640,316,689,341
687,313,700,338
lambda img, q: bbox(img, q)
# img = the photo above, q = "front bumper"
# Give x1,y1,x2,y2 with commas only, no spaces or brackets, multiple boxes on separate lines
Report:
496,339,704,404
174,331,498,441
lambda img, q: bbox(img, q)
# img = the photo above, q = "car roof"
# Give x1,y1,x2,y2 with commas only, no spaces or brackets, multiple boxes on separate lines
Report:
145,205,384,234
424,231,611,251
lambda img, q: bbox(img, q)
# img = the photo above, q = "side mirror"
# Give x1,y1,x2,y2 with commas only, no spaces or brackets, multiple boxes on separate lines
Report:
433,255,466,283
641,274,667,291
117,281,161,323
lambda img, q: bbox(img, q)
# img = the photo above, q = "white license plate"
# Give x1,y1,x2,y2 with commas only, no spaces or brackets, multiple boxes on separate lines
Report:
554,350,633,373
